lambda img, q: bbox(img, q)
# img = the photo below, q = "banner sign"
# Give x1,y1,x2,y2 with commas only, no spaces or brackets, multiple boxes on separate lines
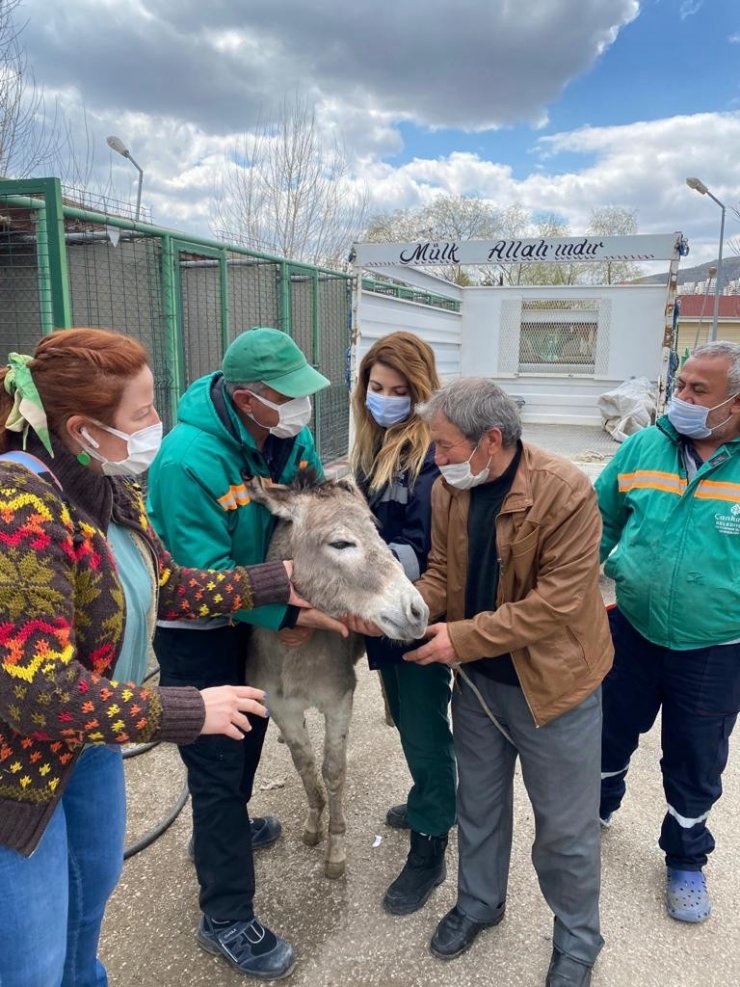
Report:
353,233,681,269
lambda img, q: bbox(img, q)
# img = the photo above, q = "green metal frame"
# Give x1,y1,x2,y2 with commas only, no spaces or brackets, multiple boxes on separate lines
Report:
361,275,461,313
0,177,73,330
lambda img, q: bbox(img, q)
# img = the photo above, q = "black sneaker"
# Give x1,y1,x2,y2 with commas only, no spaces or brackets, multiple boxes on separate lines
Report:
197,915,296,979
188,816,282,861
430,903,505,960
383,831,447,915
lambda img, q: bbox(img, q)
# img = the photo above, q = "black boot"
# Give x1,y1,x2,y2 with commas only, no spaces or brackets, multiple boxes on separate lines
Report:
383,831,448,916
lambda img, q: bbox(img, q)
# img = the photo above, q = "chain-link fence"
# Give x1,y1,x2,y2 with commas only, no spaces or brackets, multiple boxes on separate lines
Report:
498,296,610,377
0,178,352,461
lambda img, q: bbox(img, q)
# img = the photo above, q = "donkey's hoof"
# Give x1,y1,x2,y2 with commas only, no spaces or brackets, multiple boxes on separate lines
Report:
325,858,346,879
302,828,322,847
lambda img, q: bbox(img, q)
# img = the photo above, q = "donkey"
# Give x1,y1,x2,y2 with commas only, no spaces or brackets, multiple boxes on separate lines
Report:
245,472,428,878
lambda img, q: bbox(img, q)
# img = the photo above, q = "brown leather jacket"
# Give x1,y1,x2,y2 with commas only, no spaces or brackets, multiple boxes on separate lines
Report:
416,442,613,726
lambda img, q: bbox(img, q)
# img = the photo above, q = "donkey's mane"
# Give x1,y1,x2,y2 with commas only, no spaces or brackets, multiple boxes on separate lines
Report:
291,468,356,498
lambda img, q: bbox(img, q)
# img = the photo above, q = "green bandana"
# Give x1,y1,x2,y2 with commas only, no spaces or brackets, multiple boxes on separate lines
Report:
4,353,54,457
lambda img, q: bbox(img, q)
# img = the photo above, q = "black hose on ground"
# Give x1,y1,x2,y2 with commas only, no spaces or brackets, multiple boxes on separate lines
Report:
122,663,190,859
123,782,190,860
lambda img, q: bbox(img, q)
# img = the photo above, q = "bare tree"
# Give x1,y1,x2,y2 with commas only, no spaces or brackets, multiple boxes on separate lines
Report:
211,97,368,267
0,0,59,177
584,205,640,284
728,202,740,259
365,194,520,285
363,199,643,286
502,214,585,286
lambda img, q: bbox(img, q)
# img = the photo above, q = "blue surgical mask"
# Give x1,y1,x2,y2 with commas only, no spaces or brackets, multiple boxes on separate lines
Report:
366,392,411,428
667,393,739,439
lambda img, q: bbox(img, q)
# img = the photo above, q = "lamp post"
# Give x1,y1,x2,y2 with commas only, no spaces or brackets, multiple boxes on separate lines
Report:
686,177,726,342
693,265,717,349
107,135,144,222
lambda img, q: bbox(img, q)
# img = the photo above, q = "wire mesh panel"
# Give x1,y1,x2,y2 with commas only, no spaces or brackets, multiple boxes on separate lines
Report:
67,233,173,426
0,210,45,356
288,269,317,432
179,257,223,384
227,257,281,342
518,299,599,375
289,272,313,358
316,274,352,462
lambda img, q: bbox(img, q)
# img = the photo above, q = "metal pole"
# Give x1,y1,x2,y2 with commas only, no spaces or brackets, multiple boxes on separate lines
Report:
693,267,716,349
708,193,725,342
127,154,144,222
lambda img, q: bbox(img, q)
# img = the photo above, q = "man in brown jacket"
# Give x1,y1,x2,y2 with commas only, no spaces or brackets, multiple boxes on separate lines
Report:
404,377,613,987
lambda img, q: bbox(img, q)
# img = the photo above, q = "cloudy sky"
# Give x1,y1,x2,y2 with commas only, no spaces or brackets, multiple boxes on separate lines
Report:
17,0,740,264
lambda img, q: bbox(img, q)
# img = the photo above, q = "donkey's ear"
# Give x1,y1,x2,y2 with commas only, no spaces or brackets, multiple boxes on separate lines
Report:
245,476,300,521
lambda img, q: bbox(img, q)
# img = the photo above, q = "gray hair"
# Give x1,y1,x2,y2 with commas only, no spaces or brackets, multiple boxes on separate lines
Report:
691,341,740,394
224,379,266,400
416,377,522,447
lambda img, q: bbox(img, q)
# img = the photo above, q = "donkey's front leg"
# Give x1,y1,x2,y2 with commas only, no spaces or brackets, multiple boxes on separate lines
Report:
321,691,353,879
271,700,326,846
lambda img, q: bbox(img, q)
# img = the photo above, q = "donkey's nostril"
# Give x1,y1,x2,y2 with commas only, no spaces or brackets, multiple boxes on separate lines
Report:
411,604,423,620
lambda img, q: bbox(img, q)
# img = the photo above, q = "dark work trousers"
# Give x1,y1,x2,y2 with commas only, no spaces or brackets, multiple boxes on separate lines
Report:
601,608,740,871
380,660,456,836
154,624,268,921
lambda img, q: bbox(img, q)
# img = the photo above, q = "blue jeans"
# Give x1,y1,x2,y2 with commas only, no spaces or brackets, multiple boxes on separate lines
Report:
0,745,126,987
601,608,740,870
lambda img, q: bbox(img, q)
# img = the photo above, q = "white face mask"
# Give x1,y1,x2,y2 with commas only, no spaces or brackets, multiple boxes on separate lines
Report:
249,392,312,439
80,421,163,476
439,443,491,490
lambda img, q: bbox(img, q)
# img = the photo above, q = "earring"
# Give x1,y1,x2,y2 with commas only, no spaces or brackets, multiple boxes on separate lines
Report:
77,450,91,466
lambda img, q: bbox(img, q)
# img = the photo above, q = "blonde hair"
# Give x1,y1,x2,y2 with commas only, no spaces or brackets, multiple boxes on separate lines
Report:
351,331,441,494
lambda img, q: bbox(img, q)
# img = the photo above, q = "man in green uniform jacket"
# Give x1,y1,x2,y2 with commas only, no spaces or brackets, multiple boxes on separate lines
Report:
596,341,740,926
148,327,341,980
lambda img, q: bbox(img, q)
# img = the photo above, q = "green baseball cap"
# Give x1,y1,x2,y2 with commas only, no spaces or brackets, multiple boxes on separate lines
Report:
222,327,330,397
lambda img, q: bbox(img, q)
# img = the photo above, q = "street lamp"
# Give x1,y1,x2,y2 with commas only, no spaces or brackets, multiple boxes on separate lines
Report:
107,135,144,222
686,176,726,342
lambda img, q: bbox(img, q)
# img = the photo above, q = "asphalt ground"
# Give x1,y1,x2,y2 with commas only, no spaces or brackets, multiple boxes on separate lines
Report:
100,426,739,986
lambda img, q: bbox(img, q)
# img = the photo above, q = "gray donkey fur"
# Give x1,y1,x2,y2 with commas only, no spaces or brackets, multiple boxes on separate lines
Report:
246,472,428,878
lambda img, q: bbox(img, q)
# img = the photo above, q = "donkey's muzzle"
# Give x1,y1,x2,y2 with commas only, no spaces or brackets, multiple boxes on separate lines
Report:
377,589,429,641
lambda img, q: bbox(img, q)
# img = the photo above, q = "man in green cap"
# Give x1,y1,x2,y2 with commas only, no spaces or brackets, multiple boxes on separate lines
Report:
148,327,342,980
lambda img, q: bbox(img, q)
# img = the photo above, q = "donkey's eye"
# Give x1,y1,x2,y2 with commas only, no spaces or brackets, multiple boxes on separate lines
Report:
329,540,357,550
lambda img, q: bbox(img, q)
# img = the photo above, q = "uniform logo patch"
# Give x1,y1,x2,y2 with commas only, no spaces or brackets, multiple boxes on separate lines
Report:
715,503,740,534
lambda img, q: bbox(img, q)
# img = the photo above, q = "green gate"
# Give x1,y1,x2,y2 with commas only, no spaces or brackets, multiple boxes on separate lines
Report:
0,177,352,462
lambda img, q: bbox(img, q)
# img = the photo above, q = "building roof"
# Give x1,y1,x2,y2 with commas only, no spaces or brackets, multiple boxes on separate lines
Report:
678,294,740,319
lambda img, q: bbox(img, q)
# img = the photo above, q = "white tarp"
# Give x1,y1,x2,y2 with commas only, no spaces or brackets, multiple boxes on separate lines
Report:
353,233,681,269
598,377,658,443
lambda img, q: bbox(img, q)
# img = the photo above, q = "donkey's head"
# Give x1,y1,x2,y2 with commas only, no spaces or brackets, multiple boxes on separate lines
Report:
247,472,429,641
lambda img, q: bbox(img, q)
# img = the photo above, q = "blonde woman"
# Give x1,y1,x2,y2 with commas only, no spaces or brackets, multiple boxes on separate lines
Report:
351,331,455,916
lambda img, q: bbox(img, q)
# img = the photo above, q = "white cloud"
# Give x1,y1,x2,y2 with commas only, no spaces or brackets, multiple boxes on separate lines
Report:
729,33,740,44
680,1,704,18
17,0,736,272
356,113,740,265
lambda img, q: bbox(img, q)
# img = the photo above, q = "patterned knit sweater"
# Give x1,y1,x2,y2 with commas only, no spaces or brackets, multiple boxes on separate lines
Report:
0,454,288,856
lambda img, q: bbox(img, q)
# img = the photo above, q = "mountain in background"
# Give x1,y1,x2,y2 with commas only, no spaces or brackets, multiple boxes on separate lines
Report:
636,255,740,288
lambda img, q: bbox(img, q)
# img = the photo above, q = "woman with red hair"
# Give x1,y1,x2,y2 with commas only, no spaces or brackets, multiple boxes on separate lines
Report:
0,328,333,986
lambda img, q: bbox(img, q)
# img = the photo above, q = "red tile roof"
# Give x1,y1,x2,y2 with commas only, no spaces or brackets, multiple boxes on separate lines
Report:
678,294,740,318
